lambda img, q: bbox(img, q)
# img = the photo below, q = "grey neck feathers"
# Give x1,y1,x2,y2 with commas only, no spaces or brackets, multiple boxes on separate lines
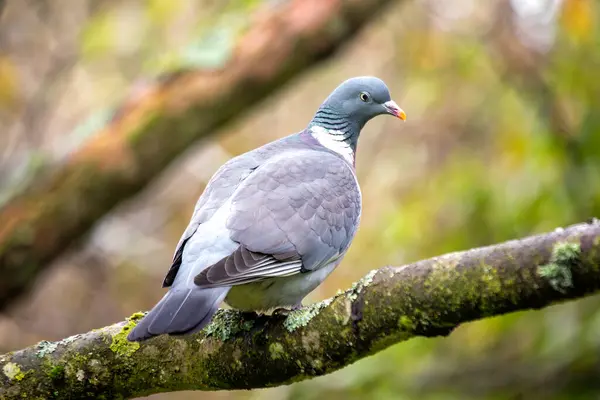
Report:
308,106,362,152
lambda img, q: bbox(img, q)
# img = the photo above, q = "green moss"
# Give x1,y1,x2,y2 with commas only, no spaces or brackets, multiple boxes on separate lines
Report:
47,365,65,380
419,254,512,319
478,264,503,314
110,312,145,357
269,342,286,360
204,309,255,341
3,362,25,381
398,315,415,330
283,298,333,333
422,260,463,312
128,311,146,322
538,241,580,293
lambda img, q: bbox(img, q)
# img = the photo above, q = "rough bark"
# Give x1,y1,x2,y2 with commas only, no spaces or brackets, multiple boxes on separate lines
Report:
0,0,396,311
1,221,600,399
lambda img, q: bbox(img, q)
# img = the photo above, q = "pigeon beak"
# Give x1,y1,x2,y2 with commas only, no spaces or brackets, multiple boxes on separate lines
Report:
383,100,406,121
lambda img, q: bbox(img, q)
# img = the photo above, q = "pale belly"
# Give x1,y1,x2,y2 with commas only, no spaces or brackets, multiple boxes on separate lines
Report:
224,260,339,311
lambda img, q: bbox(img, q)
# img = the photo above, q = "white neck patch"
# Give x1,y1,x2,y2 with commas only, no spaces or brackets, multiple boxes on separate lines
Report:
309,126,354,165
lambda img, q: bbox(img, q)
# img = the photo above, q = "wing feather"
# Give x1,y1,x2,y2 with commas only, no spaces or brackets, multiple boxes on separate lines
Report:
193,150,361,287
162,155,260,287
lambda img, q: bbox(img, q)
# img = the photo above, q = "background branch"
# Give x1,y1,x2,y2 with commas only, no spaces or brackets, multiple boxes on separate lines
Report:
0,0,396,311
1,221,600,399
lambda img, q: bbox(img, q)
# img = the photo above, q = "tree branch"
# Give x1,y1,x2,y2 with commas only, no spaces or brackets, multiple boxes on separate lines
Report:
0,0,396,310
2,221,600,399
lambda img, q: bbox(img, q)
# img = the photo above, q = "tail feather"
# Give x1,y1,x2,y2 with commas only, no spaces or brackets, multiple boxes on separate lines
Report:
128,286,229,342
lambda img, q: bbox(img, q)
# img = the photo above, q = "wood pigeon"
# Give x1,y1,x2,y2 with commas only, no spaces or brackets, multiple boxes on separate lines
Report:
128,76,406,341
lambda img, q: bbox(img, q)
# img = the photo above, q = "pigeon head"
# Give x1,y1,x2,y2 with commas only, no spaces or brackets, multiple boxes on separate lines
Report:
310,76,405,132
307,77,405,161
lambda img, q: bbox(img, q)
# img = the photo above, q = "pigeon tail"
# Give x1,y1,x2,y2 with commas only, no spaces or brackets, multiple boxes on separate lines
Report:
127,286,229,342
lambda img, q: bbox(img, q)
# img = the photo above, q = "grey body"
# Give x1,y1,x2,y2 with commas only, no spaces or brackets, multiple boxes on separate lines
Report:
128,77,404,341
173,134,359,310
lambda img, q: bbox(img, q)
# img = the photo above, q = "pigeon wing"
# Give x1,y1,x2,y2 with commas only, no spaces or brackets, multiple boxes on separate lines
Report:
194,150,361,288
162,154,260,287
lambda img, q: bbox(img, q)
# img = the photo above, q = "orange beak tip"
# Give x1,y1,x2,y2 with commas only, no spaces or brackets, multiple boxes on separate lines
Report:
383,100,406,121
398,109,407,121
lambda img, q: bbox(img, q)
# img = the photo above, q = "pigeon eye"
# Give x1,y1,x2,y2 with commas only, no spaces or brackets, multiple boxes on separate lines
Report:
359,92,370,102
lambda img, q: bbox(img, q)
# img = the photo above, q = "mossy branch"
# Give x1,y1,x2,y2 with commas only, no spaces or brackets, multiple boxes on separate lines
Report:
0,0,396,310
2,221,600,399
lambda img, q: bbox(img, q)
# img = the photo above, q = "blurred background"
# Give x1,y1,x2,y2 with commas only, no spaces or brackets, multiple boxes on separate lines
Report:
1,0,599,399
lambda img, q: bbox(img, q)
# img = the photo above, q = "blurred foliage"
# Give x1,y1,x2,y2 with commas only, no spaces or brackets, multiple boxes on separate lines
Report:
0,56,19,110
1,0,600,399
81,0,262,71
